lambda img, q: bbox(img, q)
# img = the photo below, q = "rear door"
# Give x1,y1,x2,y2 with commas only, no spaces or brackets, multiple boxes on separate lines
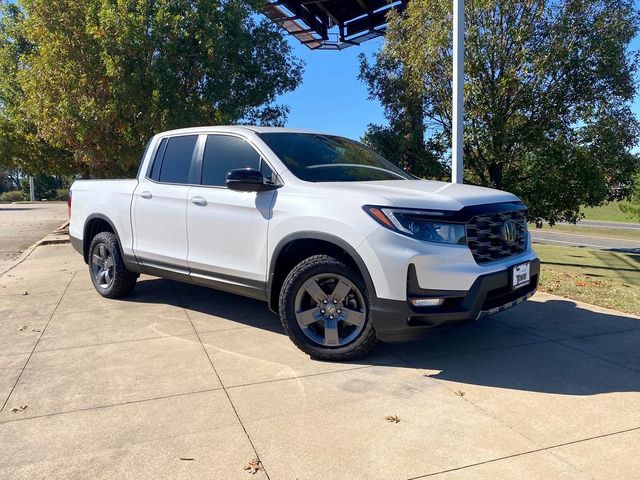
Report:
132,134,199,273
186,134,276,298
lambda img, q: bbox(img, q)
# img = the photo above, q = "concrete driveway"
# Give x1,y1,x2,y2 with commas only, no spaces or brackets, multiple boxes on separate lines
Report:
1,242,639,479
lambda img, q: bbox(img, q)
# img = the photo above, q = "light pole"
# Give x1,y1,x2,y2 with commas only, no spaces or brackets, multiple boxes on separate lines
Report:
29,175,35,202
452,0,464,184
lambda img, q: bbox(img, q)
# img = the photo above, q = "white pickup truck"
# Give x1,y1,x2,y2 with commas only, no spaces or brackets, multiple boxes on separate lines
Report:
69,126,539,360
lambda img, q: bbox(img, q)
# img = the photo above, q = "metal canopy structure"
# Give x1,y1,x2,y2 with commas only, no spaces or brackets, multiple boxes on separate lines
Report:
264,0,465,185
263,0,408,50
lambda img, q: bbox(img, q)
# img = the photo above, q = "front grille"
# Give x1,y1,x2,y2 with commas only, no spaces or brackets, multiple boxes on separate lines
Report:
466,210,527,263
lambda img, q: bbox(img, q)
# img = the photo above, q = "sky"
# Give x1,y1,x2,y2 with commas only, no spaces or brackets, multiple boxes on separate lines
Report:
279,28,640,142
276,37,386,140
3,0,640,142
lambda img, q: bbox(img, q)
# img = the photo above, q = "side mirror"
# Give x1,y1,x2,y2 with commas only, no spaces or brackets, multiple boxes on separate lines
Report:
226,168,269,192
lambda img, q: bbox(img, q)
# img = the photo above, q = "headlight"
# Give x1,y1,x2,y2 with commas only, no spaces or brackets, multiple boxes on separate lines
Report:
364,206,467,245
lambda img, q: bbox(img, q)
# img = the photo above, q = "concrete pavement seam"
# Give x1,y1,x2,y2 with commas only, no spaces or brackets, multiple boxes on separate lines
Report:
407,425,640,479
225,364,377,391
494,317,640,376
30,325,255,353
381,344,595,480
0,387,225,425
32,331,201,354
0,271,76,414
388,317,640,479
172,282,272,480
554,338,640,375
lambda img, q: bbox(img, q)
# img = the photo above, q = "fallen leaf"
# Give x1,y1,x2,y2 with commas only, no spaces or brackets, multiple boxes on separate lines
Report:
244,458,263,475
454,389,465,397
179,457,195,461
17,325,27,332
385,414,400,423
10,405,28,413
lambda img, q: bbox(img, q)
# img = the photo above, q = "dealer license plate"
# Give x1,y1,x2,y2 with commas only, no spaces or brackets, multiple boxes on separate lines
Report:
512,262,531,289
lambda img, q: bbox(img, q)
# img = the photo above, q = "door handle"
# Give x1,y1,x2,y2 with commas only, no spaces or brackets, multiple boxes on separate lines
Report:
191,196,207,207
140,191,152,199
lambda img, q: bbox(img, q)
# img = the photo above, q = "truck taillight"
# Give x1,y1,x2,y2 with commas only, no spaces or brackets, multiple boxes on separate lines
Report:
67,191,72,218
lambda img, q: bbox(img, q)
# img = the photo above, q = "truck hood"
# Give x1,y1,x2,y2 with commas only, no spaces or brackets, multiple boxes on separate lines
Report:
321,180,520,211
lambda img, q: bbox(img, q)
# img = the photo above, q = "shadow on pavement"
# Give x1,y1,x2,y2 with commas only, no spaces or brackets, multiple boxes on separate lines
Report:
118,277,640,395
0,207,39,211
118,277,283,334
389,298,640,395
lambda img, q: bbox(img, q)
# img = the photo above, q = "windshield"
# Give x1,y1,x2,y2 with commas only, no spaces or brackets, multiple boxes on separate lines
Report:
258,133,413,182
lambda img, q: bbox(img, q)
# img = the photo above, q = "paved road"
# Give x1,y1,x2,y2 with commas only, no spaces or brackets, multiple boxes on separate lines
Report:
1,242,640,479
531,229,640,252
0,203,68,271
561,220,640,230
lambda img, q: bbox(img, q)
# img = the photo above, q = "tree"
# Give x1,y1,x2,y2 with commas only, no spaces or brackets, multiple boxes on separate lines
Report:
620,171,640,220
360,0,640,225
0,2,70,177
3,0,303,177
358,51,447,179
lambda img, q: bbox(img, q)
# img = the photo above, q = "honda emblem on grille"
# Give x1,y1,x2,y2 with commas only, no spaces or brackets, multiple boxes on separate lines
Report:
502,220,517,244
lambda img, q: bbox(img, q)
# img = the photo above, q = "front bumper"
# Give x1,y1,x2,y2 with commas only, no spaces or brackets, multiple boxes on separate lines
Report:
372,258,540,342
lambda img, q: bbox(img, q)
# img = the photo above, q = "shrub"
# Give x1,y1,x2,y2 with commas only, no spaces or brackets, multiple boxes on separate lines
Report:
0,189,28,203
53,188,69,201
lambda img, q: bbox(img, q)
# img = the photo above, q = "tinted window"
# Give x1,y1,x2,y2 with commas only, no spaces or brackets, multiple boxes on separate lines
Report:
148,138,167,181
158,135,197,184
202,135,261,186
259,133,412,182
261,161,276,185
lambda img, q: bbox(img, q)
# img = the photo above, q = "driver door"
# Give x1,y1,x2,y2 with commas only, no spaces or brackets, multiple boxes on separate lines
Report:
186,134,277,298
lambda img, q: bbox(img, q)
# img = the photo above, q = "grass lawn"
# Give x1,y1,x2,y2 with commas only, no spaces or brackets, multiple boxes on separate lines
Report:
532,223,640,242
581,202,639,224
534,244,640,316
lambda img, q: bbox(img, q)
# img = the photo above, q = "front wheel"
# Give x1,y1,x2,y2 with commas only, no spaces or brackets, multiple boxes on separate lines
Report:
88,231,138,298
279,255,377,361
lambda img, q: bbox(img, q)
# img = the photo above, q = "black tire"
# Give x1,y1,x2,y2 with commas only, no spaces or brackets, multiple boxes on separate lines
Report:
279,255,378,361
88,231,138,298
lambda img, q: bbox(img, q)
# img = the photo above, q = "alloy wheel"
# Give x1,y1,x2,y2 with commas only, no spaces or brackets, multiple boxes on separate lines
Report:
91,243,115,289
294,273,366,347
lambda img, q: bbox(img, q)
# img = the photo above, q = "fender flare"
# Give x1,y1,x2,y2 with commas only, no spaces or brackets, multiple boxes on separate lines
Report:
267,231,378,307
82,213,139,271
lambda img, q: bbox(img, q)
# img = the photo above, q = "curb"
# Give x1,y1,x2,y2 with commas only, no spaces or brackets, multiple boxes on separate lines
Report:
0,220,70,278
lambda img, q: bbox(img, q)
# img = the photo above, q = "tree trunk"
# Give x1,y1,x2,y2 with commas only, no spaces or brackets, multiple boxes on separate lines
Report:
488,163,503,190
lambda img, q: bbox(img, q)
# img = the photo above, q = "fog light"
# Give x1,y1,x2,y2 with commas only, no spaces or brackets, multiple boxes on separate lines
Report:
409,298,444,307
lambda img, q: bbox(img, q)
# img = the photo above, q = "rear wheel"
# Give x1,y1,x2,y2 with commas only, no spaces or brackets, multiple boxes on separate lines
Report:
88,231,137,298
279,255,377,361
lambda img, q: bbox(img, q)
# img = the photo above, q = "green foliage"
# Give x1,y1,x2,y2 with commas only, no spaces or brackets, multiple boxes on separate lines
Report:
360,0,640,225
0,189,27,202
358,44,447,179
53,188,70,202
1,0,303,177
0,168,20,193
19,174,68,200
619,171,640,220
0,2,70,176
